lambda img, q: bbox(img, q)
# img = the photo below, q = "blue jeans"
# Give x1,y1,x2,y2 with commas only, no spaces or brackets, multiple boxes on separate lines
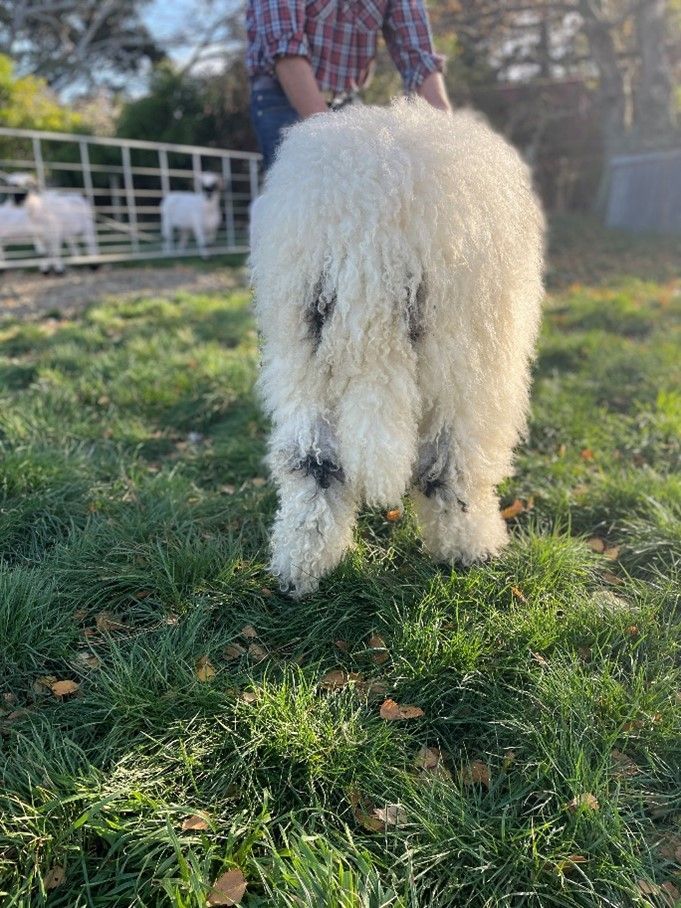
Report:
250,78,300,171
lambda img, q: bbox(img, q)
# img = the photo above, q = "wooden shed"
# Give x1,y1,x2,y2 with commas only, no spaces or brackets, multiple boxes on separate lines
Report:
606,149,681,234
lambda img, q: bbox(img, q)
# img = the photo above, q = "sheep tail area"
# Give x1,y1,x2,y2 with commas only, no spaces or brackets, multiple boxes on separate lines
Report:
320,269,423,508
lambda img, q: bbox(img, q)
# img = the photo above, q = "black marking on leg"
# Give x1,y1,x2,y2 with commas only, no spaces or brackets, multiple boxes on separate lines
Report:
295,454,345,490
415,433,467,512
406,276,427,344
307,279,336,351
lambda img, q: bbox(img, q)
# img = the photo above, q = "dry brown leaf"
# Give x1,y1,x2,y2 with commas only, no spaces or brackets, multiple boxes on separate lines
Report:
220,484,236,495
461,760,491,788
354,807,384,832
500,499,525,520
658,834,681,863
604,546,620,561
511,586,528,604
580,448,595,461
240,624,258,639
224,643,246,660
207,868,247,906
611,749,639,779
334,639,350,653
555,855,588,874
356,679,389,699
44,865,65,889
626,625,639,637
134,589,152,600
74,651,102,670
587,537,606,553
637,879,660,897
181,814,209,831
372,804,408,826
603,570,623,585
195,656,216,683
240,690,258,704
415,745,441,770
260,587,273,598
249,477,267,488
531,652,549,667
51,680,79,698
379,699,424,721
34,675,57,693
95,611,127,634
368,633,390,665
319,669,349,691
567,792,599,812
660,882,681,904
72,609,88,622
247,643,268,663
385,508,401,522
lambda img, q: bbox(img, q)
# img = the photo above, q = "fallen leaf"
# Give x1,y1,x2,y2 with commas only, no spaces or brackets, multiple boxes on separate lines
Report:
461,760,491,788
659,834,681,863
181,814,209,831
379,699,424,721
44,865,65,889
372,804,407,826
240,624,258,639
207,868,247,906
415,745,441,770
195,656,216,682
368,633,390,665
511,586,528,604
502,749,517,769
500,499,524,520
95,611,127,633
34,675,58,694
385,508,401,522
531,652,549,667
249,477,267,488
356,679,389,699
611,749,639,779
660,882,681,904
354,807,384,832
51,680,79,698
587,537,606,553
72,609,88,622
604,546,620,561
220,484,236,495
74,651,102,670
567,792,599,812
319,669,349,691
626,625,639,637
134,589,152,600
603,570,623,585
637,879,660,897
240,690,258,704
224,643,246,659
247,643,268,663
334,639,350,653
2,692,17,705
580,448,595,461
260,587,273,598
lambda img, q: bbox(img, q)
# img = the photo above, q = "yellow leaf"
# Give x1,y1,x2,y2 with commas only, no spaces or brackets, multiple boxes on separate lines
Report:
567,792,599,812
511,586,528,603
379,699,424,721
44,865,65,889
181,814,209,831
50,680,79,698
207,868,247,906
461,760,491,788
195,656,216,683
500,499,525,520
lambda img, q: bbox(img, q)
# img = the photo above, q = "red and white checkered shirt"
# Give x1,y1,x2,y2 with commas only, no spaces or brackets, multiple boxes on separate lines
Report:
246,0,445,93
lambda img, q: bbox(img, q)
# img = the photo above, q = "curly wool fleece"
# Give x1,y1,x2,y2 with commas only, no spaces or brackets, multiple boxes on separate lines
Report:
250,98,545,596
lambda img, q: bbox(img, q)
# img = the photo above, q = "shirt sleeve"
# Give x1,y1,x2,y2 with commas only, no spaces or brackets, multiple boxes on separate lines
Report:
382,0,445,91
255,0,310,65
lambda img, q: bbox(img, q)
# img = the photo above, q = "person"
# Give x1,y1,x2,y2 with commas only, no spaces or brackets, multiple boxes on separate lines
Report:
246,0,451,169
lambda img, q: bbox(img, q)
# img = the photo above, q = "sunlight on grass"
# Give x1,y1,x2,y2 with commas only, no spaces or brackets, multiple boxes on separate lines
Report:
0,223,679,906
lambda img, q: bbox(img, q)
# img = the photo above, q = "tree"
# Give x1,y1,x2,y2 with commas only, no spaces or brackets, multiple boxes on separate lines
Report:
0,0,163,92
0,53,83,131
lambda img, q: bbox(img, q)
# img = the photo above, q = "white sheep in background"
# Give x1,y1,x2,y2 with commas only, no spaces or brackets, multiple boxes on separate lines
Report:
250,99,545,597
0,174,98,273
160,173,222,258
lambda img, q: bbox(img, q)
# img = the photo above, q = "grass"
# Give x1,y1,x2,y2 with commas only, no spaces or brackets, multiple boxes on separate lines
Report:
0,217,680,907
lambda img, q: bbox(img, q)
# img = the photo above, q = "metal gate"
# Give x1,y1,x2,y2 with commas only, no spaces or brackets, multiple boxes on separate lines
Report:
0,127,262,270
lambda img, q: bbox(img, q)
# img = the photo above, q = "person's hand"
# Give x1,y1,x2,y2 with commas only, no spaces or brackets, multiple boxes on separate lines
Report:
275,57,328,118
418,72,452,113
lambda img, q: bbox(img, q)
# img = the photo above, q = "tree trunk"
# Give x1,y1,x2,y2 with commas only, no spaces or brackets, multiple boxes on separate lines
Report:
634,0,675,138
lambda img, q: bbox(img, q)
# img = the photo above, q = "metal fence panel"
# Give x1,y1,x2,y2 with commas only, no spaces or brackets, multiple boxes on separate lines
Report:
0,127,262,270
606,149,681,234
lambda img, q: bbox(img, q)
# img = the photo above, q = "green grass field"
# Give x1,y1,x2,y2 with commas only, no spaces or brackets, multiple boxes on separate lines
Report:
1,219,680,907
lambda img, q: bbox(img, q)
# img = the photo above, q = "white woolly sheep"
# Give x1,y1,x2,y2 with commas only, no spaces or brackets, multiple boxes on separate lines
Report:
160,173,222,258
250,99,545,597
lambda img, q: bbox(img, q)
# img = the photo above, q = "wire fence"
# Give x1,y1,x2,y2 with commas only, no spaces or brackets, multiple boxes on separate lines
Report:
0,127,262,271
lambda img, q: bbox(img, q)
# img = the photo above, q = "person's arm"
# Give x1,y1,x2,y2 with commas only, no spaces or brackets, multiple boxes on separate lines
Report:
382,0,451,111
275,56,328,117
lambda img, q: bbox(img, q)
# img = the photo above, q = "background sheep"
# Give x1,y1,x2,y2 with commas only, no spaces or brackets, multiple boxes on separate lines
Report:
250,99,545,597
160,173,222,258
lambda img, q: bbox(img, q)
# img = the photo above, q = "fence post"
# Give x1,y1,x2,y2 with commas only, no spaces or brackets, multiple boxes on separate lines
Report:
121,145,139,252
32,137,46,189
221,155,236,249
79,140,95,207
192,152,202,191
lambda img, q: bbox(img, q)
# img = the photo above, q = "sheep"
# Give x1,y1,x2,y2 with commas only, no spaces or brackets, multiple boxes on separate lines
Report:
160,173,222,258
250,99,545,597
0,175,98,273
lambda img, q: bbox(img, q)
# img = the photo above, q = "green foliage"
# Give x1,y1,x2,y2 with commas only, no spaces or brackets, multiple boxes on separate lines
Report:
0,222,679,906
0,54,82,132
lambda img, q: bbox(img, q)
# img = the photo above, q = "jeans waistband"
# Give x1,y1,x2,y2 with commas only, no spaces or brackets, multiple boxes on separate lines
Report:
250,74,283,91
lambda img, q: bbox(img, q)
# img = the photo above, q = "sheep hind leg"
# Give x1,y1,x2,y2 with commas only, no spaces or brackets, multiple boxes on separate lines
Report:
268,425,357,598
411,426,508,567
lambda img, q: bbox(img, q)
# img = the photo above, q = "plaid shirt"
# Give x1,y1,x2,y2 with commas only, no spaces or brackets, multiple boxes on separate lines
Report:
246,0,444,93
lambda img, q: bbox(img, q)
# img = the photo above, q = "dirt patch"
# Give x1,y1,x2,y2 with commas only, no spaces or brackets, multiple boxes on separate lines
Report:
0,264,247,321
